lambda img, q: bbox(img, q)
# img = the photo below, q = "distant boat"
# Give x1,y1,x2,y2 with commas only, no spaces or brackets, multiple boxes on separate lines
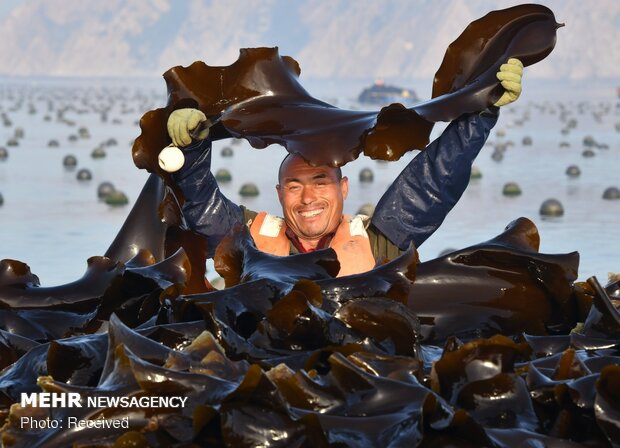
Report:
357,79,419,106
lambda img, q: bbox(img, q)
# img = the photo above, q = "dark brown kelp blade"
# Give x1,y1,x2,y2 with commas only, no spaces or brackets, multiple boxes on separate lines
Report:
580,276,620,339
595,365,620,447
0,257,123,311
423,4,562,120
104,173,167,264
214,224,339,289
132,7,560,170
408,218,579,343
317,244,418,312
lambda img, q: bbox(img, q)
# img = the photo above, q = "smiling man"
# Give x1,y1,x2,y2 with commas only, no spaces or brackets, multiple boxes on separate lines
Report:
164,60,524,277
276,155,348,250
248,153,375,276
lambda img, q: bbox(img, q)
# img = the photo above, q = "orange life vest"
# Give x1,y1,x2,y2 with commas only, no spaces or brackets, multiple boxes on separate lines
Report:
248,212,376,277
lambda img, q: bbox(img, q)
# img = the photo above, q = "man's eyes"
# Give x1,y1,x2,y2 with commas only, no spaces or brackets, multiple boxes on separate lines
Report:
286,181,330,192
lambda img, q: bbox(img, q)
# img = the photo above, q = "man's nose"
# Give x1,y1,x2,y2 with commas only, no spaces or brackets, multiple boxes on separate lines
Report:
300,185,316,204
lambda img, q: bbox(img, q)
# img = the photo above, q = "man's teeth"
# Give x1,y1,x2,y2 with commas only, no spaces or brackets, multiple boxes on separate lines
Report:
300,210,322,217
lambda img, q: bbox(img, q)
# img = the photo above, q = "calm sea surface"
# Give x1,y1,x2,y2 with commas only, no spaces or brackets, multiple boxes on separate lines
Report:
0,76,618,285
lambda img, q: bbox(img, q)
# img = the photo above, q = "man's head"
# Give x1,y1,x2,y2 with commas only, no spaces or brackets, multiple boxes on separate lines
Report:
276,154,348,249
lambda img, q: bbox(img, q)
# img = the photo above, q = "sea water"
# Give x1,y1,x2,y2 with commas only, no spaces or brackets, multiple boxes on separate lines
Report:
0,75,618,286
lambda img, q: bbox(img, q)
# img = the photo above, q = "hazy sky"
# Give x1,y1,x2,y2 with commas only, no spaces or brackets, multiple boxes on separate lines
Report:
0,0,21,20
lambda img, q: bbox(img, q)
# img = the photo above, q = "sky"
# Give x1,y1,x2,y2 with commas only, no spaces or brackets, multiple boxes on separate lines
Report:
0,0,21,20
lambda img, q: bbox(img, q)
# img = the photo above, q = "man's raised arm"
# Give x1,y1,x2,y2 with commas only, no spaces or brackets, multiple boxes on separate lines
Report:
162,109,244,257
372,59,524,250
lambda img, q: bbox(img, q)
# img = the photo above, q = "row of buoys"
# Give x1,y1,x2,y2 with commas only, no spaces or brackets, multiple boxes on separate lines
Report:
219,168,379,189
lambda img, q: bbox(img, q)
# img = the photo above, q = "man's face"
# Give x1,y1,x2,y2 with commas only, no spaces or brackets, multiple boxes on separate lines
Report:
276,155,348,247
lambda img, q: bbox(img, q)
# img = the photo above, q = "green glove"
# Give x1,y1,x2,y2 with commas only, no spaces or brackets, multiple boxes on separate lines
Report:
167,108,210,147
494,58,523,107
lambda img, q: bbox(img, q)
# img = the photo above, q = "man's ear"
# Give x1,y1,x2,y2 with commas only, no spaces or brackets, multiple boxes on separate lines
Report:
340,176,349,200
276,184,283,204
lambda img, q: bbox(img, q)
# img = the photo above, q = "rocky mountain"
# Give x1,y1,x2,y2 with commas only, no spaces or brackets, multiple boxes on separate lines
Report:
0,0,618,80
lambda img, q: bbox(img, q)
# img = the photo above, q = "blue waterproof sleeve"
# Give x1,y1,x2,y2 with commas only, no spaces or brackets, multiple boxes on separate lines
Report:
172,139,244,257
371,108,499,250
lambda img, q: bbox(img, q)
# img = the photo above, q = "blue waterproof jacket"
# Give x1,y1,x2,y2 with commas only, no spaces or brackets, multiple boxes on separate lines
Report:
173,108,498,257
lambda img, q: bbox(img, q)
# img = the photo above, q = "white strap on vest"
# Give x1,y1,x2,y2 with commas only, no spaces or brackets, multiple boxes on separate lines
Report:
258,214,284,237
348,214,369,238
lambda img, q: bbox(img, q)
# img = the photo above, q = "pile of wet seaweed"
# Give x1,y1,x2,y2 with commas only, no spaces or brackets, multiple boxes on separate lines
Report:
1,174,619,448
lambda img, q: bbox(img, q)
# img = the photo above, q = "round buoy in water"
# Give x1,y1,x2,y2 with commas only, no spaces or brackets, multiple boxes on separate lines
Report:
470,166,482,180
359,168,374,183
221,146,234,157
602,187,620,200
502,182,522,196
48,139,59,147
583,135,596,147
356,203,375,216
6,138,18,147
77,168,92,181
105,190,129,206
0,147,8,161
491,150,504,162
63,154,77,167
97,181,115,199
539,198,564,217
438,248,457,257
582,149,595,158
91,147,106,159
566,165,581,177
78,127,90,138
239,183,259,197
215,168,232,183
522,136,533,146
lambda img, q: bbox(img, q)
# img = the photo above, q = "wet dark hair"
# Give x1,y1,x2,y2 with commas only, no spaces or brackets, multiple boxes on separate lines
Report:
278,153,342,183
